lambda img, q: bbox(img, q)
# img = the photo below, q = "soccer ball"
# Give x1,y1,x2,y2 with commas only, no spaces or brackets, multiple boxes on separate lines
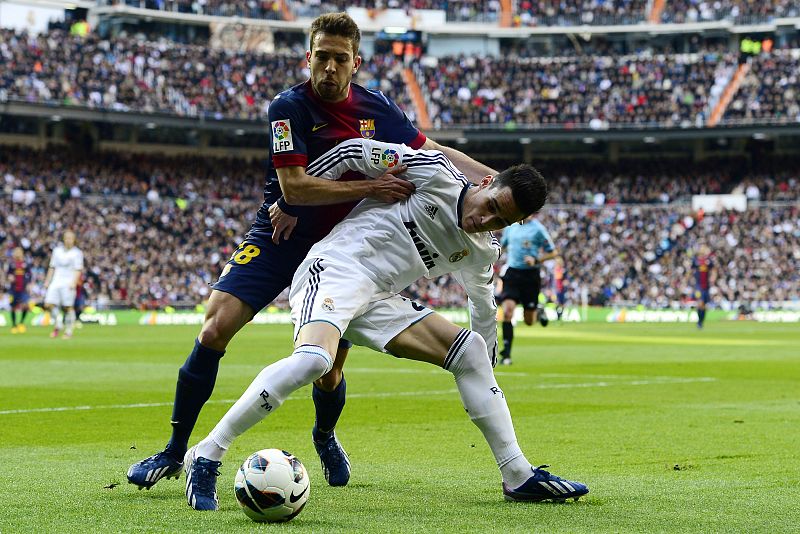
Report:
234,449,310,523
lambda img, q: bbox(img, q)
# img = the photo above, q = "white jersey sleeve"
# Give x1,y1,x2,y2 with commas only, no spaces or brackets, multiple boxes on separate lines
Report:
305,138,413,181
452,265,499,367
73,248,84,272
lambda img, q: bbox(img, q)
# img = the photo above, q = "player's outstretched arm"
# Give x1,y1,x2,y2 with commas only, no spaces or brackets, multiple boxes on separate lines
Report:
452,266,500,367
277,163,411,207
268,165,410,243
422,138,497,185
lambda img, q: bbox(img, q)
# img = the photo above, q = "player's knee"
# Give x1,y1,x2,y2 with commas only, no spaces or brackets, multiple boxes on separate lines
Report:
447,331,489,376
293,344,334,383
314,367,342,392
198,311,239,350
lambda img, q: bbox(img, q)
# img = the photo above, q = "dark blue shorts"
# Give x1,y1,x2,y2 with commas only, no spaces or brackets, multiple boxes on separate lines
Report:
556,290,566,305
10,290,29,307
211,224,354,350
695,288,710,304
211,226,315,314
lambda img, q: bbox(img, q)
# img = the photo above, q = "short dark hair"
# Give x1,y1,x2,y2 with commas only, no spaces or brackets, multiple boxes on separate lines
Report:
310,12,361,57
490,164,547,217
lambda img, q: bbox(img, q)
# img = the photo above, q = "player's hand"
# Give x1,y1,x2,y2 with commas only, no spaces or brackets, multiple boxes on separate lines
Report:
269,202,298,244
524,256,537,266
367,165,414,203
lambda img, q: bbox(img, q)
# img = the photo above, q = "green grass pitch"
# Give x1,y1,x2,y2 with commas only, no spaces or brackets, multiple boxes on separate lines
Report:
1,321,798,532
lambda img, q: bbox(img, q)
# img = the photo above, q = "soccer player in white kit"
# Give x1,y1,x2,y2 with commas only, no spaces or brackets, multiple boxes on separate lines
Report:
43,230,83,339
184,139,588,510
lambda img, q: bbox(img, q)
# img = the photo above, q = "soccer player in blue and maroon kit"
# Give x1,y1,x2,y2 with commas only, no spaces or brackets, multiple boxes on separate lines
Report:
128,13,497,504
693,245,714,329
7,247,31,334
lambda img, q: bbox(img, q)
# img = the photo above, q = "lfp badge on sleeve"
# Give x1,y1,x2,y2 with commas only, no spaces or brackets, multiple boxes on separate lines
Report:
272,120,294,152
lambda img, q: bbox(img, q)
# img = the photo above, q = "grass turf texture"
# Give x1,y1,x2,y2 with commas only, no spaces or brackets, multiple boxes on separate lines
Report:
1,322,798,533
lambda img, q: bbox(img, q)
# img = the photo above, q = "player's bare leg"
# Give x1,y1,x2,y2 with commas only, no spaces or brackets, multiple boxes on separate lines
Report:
127,289,255,490
62,305,76,338
500,298,517,364
386,313,588,502
523,307,535,326
44,304,61,338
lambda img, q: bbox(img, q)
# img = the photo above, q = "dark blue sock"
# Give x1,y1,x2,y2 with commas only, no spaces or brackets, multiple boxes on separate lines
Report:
312,376,346,442
501,321,513,357
165,339,225,460
698,309,706,326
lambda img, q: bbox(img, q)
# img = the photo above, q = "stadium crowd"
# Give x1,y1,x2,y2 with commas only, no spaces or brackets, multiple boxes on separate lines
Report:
0,28,411,121
2,149,798,311
661,0,800,24
3,27,800,128
723,49,800,125
420,51,735,128
98,0,800,25
514,0,646,27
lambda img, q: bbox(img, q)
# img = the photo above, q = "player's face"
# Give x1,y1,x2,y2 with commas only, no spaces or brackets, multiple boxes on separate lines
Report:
12,247,23,260
63,231,76,248
460,177,524,233
307,33,362,103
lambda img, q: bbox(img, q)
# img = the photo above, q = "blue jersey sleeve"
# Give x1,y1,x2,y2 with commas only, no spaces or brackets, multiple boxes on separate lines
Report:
269,94,310,169
379,91,426,148
540,226,555,253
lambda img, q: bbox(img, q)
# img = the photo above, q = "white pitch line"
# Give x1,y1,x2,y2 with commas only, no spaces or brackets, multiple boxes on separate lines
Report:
0,377,715,416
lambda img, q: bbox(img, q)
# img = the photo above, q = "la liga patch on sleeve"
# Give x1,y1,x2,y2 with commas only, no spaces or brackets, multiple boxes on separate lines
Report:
272,119,294,153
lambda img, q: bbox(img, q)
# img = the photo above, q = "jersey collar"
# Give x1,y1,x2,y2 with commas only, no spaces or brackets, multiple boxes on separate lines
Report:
456,183,473,229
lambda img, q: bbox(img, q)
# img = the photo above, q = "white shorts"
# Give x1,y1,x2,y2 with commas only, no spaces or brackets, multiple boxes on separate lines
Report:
45,285,76,307
289,257,433,353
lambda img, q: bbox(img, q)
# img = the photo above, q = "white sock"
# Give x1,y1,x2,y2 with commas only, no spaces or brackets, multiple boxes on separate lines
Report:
65,309,76,335
198,344,334,462
53,307,63,329
446,330,532,488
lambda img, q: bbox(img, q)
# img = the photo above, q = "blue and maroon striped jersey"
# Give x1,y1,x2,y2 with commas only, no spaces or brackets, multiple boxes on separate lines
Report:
256,80,426,241
8,259,31,293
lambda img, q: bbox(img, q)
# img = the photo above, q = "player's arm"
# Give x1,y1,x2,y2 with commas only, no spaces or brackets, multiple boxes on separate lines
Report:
71,252,84,289
452,266,499,367
376,92,493,183
306,139,417,181
421,138,497,185
43,266,54,288
277,162,411,206
270,162,412,243
525,228,558,266
526,249,559,266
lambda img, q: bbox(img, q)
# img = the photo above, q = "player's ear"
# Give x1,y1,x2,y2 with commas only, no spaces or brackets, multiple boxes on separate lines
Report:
352,55,362,74
306,50,312,64
480,174,493,188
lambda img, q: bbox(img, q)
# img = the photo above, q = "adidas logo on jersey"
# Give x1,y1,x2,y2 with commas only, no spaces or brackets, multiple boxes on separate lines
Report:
424,204,438,220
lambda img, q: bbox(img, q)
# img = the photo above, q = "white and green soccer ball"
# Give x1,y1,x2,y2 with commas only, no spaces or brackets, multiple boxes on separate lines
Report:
234,449,310,522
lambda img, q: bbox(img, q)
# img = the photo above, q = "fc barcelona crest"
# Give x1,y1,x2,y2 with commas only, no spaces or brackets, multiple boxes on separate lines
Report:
359,119,375,139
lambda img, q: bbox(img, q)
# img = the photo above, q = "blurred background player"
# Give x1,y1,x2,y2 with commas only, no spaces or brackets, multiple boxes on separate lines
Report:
43,230,84,339
7,247,31,334
497,215,558,365
693,245,715,329
553,257,567,321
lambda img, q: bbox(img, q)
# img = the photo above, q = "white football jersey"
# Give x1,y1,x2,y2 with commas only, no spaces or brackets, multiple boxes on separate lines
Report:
48,245,83,288
305,138,500,351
